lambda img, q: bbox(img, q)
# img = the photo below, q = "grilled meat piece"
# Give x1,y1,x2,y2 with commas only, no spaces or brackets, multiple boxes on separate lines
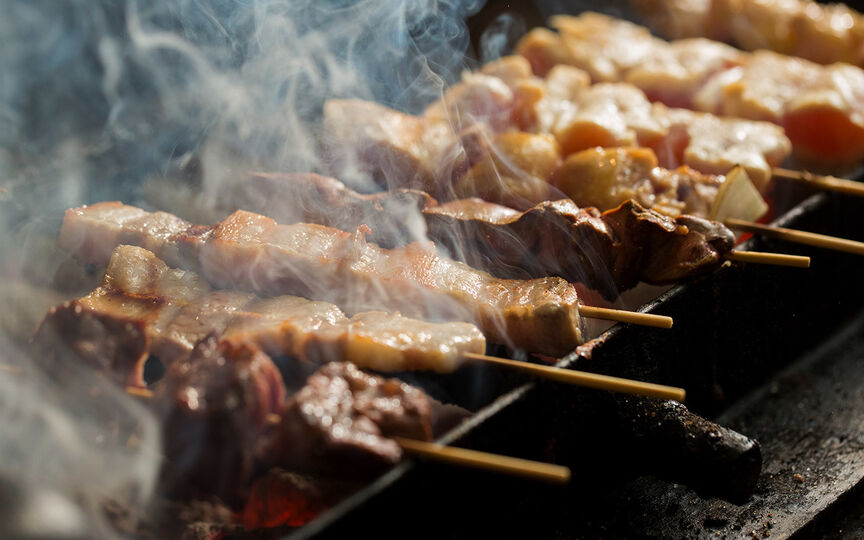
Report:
553,146,725,217
60,204,585,356
450,131,562,209
602,201,735,287
323,55,791,192
233,172,433,248
431,198,735,296
45,245,485,373
634,0,864,68
261,362,433,478
33,301,150,388
518,12,864,170
225,173,734,299
156,334,286,504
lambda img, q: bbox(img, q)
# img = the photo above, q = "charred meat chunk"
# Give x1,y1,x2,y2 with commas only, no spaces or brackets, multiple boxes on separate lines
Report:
155,335,285,504
261,362,433,478
45,244,486,374
61,203,585,356
32,301,150,388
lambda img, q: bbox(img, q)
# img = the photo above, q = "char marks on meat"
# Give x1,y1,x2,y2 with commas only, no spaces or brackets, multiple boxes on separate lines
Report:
45,245,486,374
224,173,735,299
33,301,151,388
156,334,286,504
60,204,584,356
261,362,433,478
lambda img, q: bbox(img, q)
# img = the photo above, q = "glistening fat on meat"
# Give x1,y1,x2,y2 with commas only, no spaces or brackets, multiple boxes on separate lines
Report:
37,245,487,375
59,204,586,356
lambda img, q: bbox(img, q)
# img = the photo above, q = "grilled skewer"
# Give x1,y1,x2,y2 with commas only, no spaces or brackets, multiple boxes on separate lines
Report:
37,244,685,400
230,173,810,293
224,172,735,298
632,0,864,67
57,203,681,356
516,12,864,169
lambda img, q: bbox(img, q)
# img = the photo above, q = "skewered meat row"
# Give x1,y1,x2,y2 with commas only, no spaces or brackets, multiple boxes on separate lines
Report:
59,203,585,356
229,172,735,298
324,55,790,199
36,244,486,378
516,12,864,169
632,0,864,67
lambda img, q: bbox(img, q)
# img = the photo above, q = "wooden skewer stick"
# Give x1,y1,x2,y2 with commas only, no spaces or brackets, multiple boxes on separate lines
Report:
579,305,673,329
774,168,864,198
124,386,569,483
726,250,811,268
462,352,686,402
394,437,571,484
129,351,687,402
725,218,864,256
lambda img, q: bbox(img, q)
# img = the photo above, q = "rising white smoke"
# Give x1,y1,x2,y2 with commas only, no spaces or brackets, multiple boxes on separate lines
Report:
0,0,486,536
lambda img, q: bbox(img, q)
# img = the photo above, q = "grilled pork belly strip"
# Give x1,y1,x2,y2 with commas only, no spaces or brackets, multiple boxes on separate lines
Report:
60,206,580,355
229,173,734,298
41,244,486,374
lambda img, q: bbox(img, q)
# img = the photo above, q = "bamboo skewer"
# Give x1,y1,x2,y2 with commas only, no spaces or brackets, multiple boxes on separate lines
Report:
394,437,571,484
726,250,811,268
461,352,686,402
725,218,864,256
580,306,673,329
774,168,864,197
124,386,570,483
128,350,687,402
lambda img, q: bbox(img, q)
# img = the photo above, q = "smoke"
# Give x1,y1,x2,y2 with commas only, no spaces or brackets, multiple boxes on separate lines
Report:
0,0,488,536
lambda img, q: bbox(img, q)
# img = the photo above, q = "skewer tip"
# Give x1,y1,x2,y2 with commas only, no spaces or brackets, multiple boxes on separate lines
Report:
727,250,811,268
579,305,673,329
394,437,572,484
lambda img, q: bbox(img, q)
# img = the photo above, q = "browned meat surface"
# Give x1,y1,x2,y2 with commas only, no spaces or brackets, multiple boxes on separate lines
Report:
322,54,791,193
46,245,486,373
260,362,432,478
517,12,864,171
450,131,563,209
32,301,150,388
155,334,286,504
223,173,734,299
322,99,471,195
430,198,734,297
603,201,735,286
553,147,725,216
231,172,434,248
61,203,585,356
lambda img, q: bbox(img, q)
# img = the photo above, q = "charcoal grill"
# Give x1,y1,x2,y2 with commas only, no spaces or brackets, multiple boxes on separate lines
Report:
4,2,864,538
286,184,864,539
279,0,864,529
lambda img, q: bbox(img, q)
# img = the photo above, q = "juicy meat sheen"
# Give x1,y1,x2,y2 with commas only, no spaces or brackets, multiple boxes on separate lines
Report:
517,11,864,170
60,203,585,356
260,362,433,477
223,172,735,299
46,244,486,373
156,334,286,504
